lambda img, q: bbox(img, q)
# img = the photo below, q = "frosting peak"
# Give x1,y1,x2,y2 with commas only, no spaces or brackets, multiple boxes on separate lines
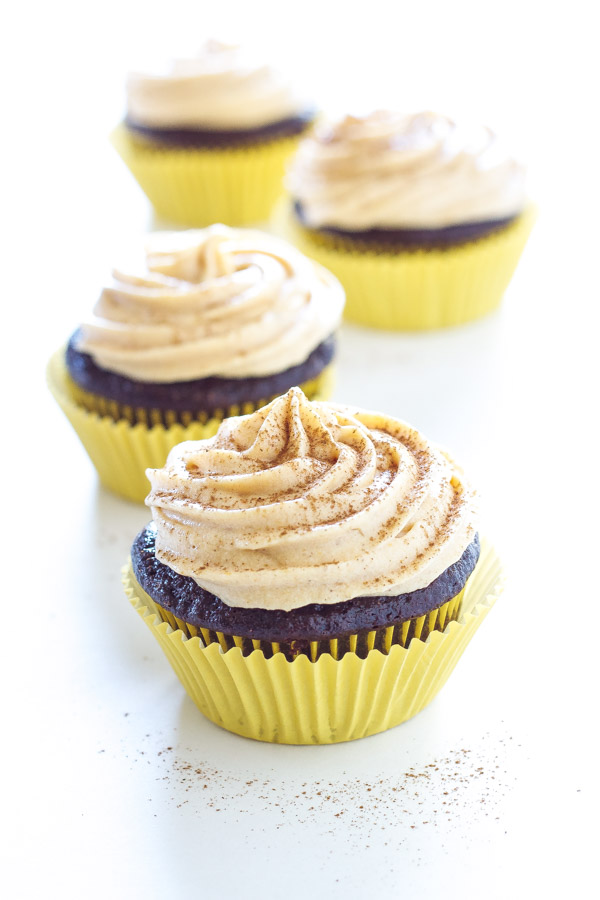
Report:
146,390,477,610
146,229,237,282
75,226,344,383
233,387,340,465
127,40,309,130
288,110,527,230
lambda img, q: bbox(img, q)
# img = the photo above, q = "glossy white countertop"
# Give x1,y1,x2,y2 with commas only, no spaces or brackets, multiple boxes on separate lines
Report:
3,2,598,897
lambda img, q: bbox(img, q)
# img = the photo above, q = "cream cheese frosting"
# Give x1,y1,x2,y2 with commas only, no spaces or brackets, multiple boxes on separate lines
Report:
127,40,309,130
288,110,527,230
75,226,344,384
146,388,477,611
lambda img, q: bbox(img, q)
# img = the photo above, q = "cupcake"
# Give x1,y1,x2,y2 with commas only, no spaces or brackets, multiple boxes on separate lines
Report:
123,387,501,744
112,40,315,227
47,226,344,503
283,110,534,330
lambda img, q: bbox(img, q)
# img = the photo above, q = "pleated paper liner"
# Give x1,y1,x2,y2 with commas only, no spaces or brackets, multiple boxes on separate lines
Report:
47,349,335,503
151,588,465,661
111,123,308,227
274,201,535,330
123,540,502,744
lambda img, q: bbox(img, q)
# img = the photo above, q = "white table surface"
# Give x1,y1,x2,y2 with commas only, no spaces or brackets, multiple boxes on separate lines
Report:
3,2,599,897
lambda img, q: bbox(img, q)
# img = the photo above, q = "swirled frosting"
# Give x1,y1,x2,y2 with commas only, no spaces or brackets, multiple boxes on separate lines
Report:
288,110,527,230
146,388,477,610
75,226,343,383
127,40,308,130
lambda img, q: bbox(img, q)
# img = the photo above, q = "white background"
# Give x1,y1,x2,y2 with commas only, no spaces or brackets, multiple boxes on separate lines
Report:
2,1,599,898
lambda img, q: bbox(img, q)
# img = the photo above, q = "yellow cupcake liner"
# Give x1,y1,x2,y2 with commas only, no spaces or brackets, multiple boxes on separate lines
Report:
111,123,309,227
275,202,535,330
47,348,335,503
123,540,501,743
151,587,465,661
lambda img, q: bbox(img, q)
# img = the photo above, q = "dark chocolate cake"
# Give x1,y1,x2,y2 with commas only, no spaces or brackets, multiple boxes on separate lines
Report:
125,110,316,149
294,202,518,250
66,332,335,423
131,523,480,658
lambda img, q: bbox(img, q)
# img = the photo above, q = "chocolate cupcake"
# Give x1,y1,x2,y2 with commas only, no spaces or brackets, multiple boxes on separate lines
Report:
283,110,534,329
112,40,316,226
123,388,502,743
48,227,344,502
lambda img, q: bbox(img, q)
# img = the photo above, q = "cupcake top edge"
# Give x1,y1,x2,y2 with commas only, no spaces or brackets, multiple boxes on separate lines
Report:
126,39,311,130
74,225,344,384
145,387,478,611
287,110,527,231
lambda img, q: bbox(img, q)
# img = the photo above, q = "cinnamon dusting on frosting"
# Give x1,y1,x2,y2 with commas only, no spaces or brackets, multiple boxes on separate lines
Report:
146,389,477,610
